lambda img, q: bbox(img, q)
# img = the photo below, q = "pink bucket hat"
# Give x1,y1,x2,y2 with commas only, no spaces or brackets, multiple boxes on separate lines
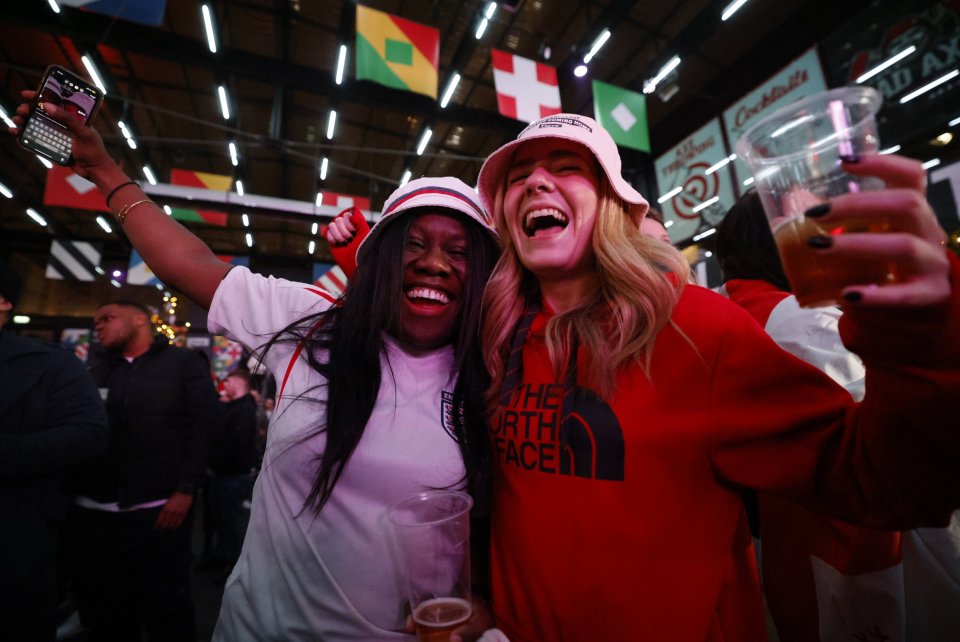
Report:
357,176,497,263
477,113,649,218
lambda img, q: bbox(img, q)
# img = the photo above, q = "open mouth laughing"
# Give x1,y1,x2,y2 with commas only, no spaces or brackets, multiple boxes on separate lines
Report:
405,286,452,306
523,208,569,237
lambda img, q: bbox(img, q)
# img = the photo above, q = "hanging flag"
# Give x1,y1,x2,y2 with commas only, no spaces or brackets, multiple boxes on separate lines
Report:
60,328,92,363
169,169,230,226
46,239,101,281
355,5,439,99
216,255,250,269
316,192,372,211
591,80,651,153
58,0,167,26
491,49,561,123
43,165,110,212
127,249,161,286
313,263,348,297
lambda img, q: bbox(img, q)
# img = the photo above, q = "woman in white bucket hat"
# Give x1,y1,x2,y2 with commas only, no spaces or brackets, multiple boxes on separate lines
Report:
475,113,960,641
10,90,502,640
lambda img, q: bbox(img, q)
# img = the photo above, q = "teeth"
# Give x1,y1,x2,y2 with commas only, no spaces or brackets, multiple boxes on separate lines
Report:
407,287,450,304
524,208,569,232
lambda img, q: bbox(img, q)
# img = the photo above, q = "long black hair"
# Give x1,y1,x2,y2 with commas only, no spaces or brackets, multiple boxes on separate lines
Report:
265,211,500,514
714,190,792,292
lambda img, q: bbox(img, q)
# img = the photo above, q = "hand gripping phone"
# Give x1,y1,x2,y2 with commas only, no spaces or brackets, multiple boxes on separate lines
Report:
18,65,104,165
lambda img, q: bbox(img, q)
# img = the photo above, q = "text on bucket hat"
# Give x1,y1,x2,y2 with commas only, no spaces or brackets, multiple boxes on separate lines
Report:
356,176,497,263
477,113,649,219
0,261,23,309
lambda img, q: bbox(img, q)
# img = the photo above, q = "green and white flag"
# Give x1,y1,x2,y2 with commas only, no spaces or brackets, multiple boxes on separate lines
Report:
591,80,650,152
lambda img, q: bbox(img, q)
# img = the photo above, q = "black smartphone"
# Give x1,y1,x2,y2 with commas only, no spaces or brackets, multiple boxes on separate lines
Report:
18,65,104,165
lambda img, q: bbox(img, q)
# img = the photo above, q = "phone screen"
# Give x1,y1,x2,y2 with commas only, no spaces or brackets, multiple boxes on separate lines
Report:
19,66,104,165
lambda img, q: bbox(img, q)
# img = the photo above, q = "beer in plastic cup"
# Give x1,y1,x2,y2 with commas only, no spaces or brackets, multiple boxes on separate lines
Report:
388,490,473,642
736,86,898,307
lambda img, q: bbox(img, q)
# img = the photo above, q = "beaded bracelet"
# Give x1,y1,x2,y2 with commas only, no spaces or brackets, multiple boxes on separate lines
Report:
116,199,156,225
105,180,138,207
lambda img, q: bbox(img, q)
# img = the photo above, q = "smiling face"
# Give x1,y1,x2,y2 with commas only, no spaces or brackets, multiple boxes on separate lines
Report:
502,138,601,287
396,212,469,354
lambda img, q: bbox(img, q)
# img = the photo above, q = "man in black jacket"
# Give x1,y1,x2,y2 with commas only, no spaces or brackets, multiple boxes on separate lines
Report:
209,368,257,573
0,261,108,642
69,300,221,641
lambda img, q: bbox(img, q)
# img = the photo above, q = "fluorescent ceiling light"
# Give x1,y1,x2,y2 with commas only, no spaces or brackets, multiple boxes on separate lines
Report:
335,45,348,85
692,227,717,241
26,208,47,226
327,110,337,140
742,177,755,186
110,279,121,288
13,315,31,324
218,85,230,120
245,232,254,248
657,186,682,204
643,56,681,94
315,192,324,207
96,216,113,233
163,205,172,215
229,141,239,166
308,240,316,254
202,4,218,53
37,155,53,169
899,69,959,104
142,165,157,185
721,0,749,21
921,158,941,170
0,181,12,198
583,29,611,64
118,120,138,149
95,266,105,275
399,169,412,186
47,0,60,14
81,55,107,93
440,73,460,108
664,220,673,228
0,107,14,128
692,196,720,213
856,46,917,84
475,18,489,39
950,116,960,127
241,213,250,227
311,222,319,235
879,144,901,155
416,128,433,156
320,157,328,180
705,154,736,175
485,2,497,19
235,179,244,196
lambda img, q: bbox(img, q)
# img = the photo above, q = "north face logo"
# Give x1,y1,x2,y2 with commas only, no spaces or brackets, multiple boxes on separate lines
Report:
492,383,625,481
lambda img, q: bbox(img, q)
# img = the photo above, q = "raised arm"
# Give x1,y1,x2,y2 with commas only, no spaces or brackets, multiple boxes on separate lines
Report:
9,90,230,309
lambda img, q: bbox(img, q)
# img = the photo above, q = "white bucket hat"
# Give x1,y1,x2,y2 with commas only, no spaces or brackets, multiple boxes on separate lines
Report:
477,113,649,219
357,176,497,263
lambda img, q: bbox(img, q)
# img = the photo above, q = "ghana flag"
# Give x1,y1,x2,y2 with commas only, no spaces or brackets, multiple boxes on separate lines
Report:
169,169,230,226
355,5,439,99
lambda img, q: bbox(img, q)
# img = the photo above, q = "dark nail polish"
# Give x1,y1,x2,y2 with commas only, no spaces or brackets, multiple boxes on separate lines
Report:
807,235,833,249
843,291,863,303
840,153,860,163
804,204,831,218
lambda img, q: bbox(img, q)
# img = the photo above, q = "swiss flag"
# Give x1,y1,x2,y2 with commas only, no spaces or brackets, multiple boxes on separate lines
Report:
43,165,110,212
491,49,562,123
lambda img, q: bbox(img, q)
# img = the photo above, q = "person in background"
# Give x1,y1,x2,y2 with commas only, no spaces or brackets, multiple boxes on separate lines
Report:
0,261,108,642
639,206,673,244
714,190,902,641
9,87,502,641
208,368,258,575
70,300,221,641
474,113,959,641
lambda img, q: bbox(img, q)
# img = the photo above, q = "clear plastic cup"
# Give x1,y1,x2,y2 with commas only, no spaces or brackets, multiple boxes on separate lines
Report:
736,86,899,307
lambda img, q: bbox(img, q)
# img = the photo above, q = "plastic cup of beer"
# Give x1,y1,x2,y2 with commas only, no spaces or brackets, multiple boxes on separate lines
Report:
387,490,473,642
736,85,896,307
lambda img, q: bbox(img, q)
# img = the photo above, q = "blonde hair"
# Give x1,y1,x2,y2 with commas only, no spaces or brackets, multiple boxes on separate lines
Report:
482,178,690,402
